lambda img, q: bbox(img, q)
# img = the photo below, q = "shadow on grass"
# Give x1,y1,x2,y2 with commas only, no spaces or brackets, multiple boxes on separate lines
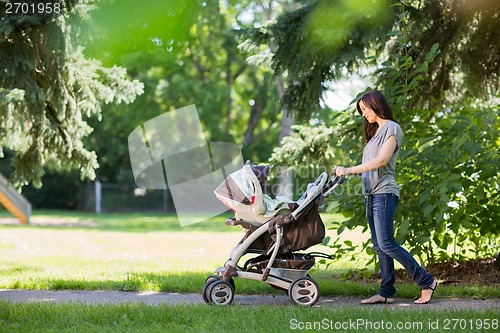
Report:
0,210,236,233
3,269,499,299
0,263,44,277
23,272,285,295
1,210,348,234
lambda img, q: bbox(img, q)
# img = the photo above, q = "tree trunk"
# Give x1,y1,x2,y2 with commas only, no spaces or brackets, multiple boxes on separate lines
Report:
275,76,294,199
257,0,296,199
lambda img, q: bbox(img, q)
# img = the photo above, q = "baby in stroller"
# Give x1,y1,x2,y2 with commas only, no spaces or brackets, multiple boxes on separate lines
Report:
202,161,344,306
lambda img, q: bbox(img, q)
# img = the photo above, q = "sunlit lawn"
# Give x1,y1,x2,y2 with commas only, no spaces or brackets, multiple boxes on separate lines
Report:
0,210,498,333
0,210,363,292
0,210,498,299
0,301,498,333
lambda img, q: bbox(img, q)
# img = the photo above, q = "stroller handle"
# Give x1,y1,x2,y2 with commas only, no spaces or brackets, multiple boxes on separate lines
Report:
322,174,345,197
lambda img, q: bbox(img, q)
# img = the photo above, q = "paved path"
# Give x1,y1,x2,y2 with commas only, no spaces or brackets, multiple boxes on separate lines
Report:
1,290,499,310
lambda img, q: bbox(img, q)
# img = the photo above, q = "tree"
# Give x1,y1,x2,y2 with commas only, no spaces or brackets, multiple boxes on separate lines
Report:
246,0,499,118
253,0,500,264
83,0,287,185
0,0,143,187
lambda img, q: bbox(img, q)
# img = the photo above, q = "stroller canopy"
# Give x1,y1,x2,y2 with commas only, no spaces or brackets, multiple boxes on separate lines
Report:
214,165,268,212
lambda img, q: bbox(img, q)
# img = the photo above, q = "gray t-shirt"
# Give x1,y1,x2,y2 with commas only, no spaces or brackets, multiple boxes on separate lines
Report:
361,120,403,197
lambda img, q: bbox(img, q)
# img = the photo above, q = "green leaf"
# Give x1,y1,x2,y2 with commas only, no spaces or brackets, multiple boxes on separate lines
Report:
326,200,340,213
435,210,445,225
419,189,432,205
397,219,410,237
337,226,346,235
425,43,441,62
423,204,436,217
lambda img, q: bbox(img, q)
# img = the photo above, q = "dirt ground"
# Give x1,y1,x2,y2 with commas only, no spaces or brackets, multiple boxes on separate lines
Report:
370,257,500,286
426,257,500,286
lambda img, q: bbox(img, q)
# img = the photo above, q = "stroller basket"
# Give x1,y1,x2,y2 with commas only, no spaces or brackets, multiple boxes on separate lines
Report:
245,253,315,280
270,267,308,281
245,253,315,270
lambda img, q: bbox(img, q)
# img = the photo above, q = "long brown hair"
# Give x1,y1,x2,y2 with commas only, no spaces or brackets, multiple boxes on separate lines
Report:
356,90,395,143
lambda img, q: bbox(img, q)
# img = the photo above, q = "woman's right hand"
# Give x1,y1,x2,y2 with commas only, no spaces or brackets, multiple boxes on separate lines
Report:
333,166,348,177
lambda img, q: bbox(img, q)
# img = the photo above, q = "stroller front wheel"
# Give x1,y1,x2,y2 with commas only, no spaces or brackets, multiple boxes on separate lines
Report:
204,274,220,284
206,280,235,305
202,275,220,303
288,276,320,306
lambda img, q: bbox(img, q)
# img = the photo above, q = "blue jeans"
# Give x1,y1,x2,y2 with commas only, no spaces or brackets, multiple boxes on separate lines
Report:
366,194,434,298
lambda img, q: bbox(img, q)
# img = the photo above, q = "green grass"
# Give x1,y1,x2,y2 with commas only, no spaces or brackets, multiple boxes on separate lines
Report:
0,210,236,232
0,210,499,299
0,210,498,332
0,302,498,333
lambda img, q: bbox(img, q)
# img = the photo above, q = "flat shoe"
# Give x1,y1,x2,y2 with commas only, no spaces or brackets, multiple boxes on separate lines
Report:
414,280,438,304
361,294,394,304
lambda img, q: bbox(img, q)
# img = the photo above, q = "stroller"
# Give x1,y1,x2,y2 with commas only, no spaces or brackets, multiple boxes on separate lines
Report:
202,161,344,306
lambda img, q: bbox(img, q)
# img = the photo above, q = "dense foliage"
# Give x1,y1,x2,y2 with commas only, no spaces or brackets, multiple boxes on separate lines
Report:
260,0,499,264
85,0,287,184
247,0,499,119
0,0,144,187
2,1,295,209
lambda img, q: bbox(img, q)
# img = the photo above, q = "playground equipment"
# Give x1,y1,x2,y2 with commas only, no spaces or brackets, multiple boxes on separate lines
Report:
0,173,31,224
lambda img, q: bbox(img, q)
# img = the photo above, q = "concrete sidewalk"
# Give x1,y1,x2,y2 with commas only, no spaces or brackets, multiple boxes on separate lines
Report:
1,289,499,310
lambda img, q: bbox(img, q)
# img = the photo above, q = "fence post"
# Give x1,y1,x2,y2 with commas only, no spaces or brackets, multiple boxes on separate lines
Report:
95,180,102,214
162,188,169,212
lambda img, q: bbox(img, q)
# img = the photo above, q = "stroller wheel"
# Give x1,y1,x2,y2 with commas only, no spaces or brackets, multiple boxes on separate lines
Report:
202,275,220,304
205,274,220,284
288,276,320,306
206,274,235,290
207,280,235,305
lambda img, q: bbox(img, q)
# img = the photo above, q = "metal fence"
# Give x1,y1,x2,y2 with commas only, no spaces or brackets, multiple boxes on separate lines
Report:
78,181,174,213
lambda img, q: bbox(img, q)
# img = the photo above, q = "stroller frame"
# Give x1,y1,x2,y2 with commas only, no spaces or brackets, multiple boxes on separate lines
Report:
203,165,344,306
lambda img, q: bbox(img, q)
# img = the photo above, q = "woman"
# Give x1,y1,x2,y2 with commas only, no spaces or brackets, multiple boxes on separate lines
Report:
334,90,437,304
